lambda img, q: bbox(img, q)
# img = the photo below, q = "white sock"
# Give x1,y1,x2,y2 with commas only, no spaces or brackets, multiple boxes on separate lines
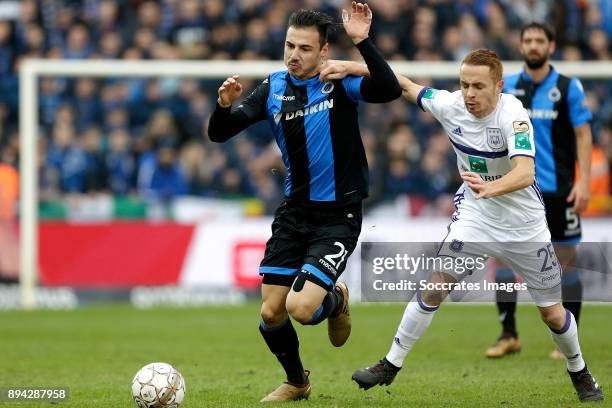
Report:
386,293,439,368
549,309,585,372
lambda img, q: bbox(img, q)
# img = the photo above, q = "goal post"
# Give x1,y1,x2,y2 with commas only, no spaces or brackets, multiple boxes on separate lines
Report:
18,58,612,309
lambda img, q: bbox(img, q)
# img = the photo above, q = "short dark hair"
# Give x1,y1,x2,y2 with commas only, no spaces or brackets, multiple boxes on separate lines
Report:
287,9,334,48
520,22,556,42
462,49,503,83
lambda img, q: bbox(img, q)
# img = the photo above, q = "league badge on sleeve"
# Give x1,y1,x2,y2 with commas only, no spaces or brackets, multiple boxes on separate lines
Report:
422,88,438,99
512,121,532,150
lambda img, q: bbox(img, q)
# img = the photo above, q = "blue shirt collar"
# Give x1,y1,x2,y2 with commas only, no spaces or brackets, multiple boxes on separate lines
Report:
520,64,556,84
286,72,320,86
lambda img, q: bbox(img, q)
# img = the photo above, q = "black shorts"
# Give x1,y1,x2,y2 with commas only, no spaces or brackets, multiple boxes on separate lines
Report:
259,200,363,289
542,193,581,243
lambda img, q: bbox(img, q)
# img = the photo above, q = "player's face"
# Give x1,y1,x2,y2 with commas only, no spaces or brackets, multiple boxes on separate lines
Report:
284,26,329,80
459,64,503,118
520,28,555,69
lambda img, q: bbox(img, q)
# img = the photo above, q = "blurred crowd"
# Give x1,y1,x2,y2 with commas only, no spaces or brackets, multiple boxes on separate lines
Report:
0,0,611,216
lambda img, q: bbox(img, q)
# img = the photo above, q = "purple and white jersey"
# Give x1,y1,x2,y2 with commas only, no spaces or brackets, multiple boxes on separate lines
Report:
419,88,546,233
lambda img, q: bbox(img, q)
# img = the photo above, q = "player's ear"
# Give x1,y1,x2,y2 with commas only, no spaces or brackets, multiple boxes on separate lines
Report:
498,79,504,93
320,42,329,59
549,40,556,56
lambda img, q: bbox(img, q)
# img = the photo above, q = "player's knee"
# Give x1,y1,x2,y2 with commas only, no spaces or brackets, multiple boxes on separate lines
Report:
540,307,566,330
285,297,317,325
260,301,287,327
421,290,445,307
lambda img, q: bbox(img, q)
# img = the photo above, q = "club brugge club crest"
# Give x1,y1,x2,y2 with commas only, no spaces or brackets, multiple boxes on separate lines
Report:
321,82,334,94
486,127,504,150
548,86,561,102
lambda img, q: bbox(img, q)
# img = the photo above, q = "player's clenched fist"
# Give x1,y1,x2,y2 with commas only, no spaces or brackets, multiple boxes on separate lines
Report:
461,171,492,199
218,75,243,108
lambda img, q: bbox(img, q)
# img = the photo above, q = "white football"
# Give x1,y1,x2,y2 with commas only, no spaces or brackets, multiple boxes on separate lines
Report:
132,362,186,408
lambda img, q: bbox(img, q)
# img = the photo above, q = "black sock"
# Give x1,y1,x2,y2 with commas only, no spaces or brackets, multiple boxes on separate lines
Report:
304,288,343,326
562,275,583,326
259,319,306,384
495,269,518,337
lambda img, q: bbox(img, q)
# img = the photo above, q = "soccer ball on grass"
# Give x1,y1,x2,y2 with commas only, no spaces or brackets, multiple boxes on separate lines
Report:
131,362,185,407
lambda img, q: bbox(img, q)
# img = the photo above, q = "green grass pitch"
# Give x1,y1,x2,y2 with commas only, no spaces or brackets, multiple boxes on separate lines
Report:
1,303,611,407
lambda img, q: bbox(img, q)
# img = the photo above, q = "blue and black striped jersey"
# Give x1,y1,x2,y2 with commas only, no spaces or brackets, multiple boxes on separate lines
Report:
504,66,592,195
209,38,402,207
234,71,367,204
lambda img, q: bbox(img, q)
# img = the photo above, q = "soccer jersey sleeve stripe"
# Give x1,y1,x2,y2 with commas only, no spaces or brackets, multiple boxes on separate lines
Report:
508,153,535,159
416,86,429,112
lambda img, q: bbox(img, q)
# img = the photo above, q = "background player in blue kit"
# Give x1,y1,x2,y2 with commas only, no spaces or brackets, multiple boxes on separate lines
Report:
208,2,401,402
486,22,594,360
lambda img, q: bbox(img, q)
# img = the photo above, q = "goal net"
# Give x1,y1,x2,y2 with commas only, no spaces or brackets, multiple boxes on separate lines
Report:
18,59,612,308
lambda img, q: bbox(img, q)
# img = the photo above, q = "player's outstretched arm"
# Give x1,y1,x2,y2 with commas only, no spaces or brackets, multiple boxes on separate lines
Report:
319,60,368,81
396,74,425,105
461,156,535,199
342,2,401,102
320,61,423,105
208,75,267,143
